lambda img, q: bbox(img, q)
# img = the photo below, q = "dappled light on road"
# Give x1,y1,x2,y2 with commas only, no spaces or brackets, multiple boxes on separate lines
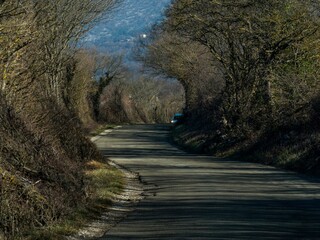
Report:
96,125,320,239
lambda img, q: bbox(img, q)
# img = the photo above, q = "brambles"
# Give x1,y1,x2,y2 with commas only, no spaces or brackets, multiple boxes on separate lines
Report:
0,0,122,238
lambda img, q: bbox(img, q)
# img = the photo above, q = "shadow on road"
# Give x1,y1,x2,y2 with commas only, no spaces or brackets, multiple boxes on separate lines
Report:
96,124,320,239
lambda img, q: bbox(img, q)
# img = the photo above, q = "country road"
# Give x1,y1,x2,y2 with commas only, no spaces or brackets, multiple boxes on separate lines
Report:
95,124,320,239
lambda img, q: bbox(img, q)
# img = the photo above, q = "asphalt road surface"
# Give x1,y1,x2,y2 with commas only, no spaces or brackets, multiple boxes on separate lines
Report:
95,124,320,240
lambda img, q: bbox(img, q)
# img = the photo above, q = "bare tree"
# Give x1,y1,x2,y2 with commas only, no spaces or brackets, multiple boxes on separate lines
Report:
140,30,223,113
91,53,127,120
100,75,185,124
0,1,123,237
32,0,122,104
155,0,320,134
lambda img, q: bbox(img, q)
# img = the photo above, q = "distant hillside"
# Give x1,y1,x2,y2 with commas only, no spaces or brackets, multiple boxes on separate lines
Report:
84,0,171,56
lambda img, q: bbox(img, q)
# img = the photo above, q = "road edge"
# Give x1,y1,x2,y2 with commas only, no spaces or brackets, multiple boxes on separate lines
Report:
67,126,145,240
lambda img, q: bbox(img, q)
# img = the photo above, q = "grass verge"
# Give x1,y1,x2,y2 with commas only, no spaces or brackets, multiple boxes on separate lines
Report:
24,160,124,240
171,124,209,153
172,123,320,176
236,125,320,175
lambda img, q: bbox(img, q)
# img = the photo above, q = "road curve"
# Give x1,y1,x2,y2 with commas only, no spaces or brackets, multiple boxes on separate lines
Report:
95,124,320,239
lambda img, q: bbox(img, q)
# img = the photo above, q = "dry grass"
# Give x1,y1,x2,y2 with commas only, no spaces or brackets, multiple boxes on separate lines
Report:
85,160,124,203
173,120,320,176
239,124,320,175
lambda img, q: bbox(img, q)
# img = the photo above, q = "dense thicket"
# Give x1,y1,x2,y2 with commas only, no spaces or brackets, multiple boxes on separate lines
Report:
0,0,119,238
143,0,320,173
